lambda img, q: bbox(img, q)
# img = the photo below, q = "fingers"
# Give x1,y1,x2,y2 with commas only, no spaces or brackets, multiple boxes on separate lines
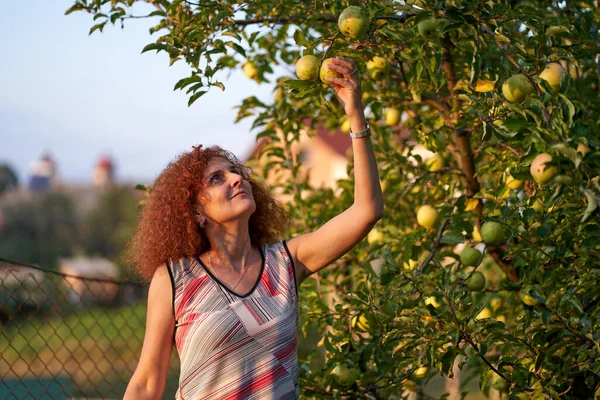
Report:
325,76,356,89
330,56,355,71
326,58,359,84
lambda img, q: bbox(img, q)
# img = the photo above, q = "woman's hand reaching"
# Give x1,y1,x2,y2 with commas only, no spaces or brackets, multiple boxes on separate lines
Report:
324,57,365,122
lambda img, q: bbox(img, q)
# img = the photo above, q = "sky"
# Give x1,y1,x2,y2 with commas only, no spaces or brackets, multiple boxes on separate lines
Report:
0,0,283,184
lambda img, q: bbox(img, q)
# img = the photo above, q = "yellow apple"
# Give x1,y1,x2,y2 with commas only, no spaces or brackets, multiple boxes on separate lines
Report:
385,108,400,126
242,61,259,80
426,154,444,172
320,58,344,84
417,205,438,229
502,74,534,103
367,56,386,71
539,62,566,93
338,6,370,39
295,55,320,81
530,153,557,184
341,118,351,134
367,228,384,245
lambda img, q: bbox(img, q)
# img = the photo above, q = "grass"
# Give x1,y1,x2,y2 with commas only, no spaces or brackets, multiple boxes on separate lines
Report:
1,302,180,398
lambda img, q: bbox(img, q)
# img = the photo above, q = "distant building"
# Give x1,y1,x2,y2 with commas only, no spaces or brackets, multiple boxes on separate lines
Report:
244,119,413,202
27,153,56,192
92,155,115,188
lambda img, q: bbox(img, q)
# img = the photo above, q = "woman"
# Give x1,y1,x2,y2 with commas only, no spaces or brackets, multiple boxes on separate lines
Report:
124,56,384,400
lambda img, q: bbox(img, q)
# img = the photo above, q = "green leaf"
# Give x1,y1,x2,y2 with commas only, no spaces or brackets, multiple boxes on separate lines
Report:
283,79,316,91
141,43,167,54
440,347,458,375
188,91,207,107
65,3,85,15
293,29,309,48
226,42,246,57
89,22,107,35
440,232,465,246
212,82,225,91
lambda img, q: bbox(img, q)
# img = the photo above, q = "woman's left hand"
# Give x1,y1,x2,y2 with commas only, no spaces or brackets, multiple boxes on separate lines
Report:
324,57,364,120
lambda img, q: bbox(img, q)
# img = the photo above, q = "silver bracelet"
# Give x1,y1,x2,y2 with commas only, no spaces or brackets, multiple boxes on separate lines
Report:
349,123,371,139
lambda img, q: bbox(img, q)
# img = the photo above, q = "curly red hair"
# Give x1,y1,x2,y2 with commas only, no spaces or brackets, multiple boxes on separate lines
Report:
128,145,290,281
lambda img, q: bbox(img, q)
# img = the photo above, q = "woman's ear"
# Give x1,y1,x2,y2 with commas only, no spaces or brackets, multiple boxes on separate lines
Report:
192,204,206,226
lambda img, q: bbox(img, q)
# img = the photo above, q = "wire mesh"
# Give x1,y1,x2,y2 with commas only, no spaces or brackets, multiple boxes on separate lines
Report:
0,259,180,399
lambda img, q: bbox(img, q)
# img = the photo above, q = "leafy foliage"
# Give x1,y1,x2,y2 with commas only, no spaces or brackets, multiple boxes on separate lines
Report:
68,0,600,398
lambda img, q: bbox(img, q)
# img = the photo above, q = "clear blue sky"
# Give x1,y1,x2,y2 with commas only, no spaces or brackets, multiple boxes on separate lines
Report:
1,0,283,184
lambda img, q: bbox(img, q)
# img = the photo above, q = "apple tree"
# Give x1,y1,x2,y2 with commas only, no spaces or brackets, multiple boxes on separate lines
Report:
66,0,600,398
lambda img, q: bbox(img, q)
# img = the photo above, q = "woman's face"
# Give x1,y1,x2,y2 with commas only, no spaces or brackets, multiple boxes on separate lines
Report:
195,157,256,227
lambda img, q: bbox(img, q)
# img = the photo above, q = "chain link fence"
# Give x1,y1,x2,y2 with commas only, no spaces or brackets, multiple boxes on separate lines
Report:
0,258,180,399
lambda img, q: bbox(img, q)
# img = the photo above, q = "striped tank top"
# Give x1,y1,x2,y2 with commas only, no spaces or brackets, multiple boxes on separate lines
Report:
167,240,300,400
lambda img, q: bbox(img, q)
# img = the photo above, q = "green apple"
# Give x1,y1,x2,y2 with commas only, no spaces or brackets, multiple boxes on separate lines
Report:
530,153,557,184
480,221,506,245
502,74,534,103
320,58,344,84
332,364,360,386
466,271,486,291
417,19,438,39
338,6,370,40
539,62,566,93
461,247,482,267
295,55,320,81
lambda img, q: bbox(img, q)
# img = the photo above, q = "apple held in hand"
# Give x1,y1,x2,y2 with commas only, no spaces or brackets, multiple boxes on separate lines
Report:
320,58,344,84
